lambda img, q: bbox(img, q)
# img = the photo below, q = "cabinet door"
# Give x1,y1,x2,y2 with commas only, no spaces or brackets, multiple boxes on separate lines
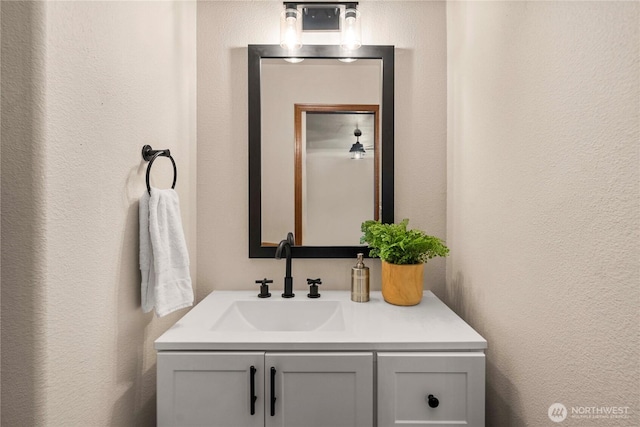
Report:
157,351,264,427
378,352,485,427
265,352,373,427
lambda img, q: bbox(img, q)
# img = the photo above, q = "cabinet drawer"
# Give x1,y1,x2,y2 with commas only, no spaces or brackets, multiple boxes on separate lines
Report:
377,352,485,427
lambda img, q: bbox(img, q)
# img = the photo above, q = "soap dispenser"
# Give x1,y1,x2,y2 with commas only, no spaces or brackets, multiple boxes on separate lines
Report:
351,253,370,302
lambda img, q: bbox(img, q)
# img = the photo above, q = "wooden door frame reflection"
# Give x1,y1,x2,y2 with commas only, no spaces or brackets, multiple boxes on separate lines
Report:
294,103,380,246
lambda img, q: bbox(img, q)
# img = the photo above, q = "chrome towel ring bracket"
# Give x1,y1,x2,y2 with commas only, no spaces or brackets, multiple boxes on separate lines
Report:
142,145,177,196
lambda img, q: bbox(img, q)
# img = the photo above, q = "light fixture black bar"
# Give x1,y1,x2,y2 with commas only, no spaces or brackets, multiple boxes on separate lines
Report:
284,1,358,32
283,1,358,6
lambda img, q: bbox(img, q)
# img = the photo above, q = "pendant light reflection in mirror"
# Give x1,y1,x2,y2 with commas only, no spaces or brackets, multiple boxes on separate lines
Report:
349,128,366,159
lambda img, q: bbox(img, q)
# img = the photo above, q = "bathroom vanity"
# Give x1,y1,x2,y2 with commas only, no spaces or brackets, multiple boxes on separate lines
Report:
155,291,487,427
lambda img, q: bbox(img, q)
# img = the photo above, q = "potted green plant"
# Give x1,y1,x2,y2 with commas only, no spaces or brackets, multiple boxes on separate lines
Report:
360,219,449,306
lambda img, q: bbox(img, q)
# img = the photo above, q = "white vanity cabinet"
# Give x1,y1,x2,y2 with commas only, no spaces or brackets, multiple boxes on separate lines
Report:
157,351,373,427
155,291,487,427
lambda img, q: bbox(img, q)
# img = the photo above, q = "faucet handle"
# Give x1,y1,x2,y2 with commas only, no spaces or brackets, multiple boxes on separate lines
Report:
256,278,273,298
306,278,322,298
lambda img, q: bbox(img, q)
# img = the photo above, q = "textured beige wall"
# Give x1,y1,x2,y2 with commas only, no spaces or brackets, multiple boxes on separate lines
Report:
6,2,633,426
0,0,2,416
446,2,639,425
2,4,48,423
197,1,447,298
1,2,196,425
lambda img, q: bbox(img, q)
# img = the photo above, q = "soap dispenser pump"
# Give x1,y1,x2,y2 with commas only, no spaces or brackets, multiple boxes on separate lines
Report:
351,253,370,302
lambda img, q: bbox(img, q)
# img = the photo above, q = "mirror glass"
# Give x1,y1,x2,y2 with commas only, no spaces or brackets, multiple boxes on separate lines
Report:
249,45,394,258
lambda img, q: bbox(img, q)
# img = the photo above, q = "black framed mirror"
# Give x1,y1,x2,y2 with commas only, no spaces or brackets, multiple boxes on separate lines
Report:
249,44,394,258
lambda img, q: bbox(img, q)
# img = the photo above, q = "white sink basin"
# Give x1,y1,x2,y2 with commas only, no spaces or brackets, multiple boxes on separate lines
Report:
211,300,345,332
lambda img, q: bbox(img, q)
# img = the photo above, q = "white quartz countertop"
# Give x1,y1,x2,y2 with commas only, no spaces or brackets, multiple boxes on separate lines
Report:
155,291,487,351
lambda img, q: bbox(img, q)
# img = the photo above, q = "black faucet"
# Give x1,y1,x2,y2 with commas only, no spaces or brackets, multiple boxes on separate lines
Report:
275,232,295,298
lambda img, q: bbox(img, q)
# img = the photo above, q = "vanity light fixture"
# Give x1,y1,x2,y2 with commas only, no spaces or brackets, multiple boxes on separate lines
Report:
280,2,361,54
280,7,303,51
340,7,361,51
349,129,365,159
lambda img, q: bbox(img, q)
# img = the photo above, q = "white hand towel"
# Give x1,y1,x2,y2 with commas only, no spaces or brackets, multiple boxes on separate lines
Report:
140,188,193,317
139,192,155,313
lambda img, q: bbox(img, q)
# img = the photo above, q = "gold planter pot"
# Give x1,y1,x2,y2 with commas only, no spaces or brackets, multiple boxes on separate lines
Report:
381,261,424,306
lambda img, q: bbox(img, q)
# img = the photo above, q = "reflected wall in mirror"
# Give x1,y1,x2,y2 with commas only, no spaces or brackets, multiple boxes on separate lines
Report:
294,104,380,246
249,45,394,258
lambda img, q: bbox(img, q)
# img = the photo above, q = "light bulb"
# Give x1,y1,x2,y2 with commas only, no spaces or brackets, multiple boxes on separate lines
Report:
283,18,298,50
340,9,361,51
280,9,302,51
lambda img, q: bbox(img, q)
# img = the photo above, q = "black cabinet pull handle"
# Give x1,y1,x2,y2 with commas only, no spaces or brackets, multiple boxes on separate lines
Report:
270,367,277,416
427,394,439,408
250,366,257,415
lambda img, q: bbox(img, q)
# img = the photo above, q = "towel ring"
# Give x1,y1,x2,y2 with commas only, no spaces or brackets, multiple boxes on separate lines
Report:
142,145,177,196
